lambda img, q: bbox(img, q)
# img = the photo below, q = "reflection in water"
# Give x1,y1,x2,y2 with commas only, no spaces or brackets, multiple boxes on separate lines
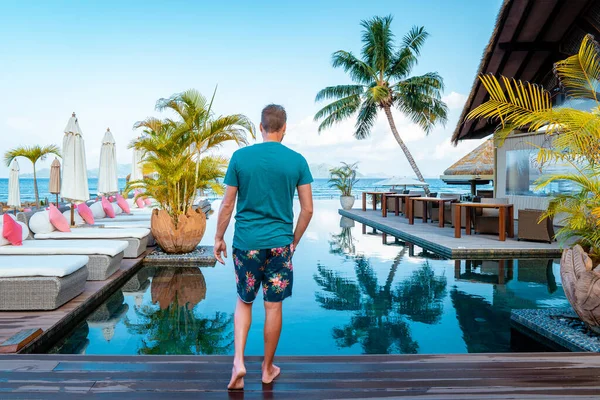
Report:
315,235,448,354
329,218,356,255
87,290,129,342
124,267,233,355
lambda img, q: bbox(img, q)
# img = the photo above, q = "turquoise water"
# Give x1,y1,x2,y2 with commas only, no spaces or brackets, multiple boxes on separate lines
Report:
0,178,490,203
48,199,565,355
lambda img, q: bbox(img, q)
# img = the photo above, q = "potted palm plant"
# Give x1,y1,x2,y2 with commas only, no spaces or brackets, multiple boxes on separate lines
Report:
126,89,254,254
329,162,359,210
466,34,600,330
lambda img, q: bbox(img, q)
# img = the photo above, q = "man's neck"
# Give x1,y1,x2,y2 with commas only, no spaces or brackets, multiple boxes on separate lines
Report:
263,133,283,143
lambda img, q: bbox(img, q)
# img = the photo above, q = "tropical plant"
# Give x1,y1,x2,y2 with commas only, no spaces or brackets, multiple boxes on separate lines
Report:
328,162,359,197
465,34,600,262
315,15,447,193
4,144,60,208
126,89,255,222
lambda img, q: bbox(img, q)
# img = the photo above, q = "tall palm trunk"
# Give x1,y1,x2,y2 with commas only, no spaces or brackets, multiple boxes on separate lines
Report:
383,105,430,195
33,164,40,209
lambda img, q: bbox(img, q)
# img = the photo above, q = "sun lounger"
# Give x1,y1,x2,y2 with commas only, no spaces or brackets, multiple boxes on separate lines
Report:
33,228,150,258
0,239,127,280
17,212,151,258
0,255,88,310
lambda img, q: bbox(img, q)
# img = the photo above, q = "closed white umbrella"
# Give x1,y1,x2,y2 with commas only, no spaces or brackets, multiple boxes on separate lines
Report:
97,128,118,196
130,147,144,182
61,112,89,225
7,159,21,211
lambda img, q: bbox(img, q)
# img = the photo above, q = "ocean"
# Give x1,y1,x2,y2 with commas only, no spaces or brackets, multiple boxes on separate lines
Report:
0,178,491,203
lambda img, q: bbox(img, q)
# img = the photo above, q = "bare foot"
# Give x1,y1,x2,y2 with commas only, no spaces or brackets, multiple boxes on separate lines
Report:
227,363,246,390
262,362,281,384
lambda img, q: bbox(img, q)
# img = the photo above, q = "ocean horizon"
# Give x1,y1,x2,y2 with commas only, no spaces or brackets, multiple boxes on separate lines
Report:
0,177,491,204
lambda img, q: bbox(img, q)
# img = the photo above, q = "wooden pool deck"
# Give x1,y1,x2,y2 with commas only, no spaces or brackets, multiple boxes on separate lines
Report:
0,252,147,353
340,208,563,259
0,353,599,398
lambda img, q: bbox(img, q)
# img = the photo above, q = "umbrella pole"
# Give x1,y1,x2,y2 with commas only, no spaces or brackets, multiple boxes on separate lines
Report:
70,204,75,227
470,181,476,196
55,194,59,206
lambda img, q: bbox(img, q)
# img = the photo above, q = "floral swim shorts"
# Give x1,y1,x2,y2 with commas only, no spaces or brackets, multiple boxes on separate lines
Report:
232,245,294,303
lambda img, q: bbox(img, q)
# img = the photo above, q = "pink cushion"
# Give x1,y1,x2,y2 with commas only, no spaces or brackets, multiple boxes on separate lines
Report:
144,198,152,206
48,204,71,232
102,197,115,218
3,214,23,246
136,197,145,208
109,195,115,202
77,203,95,225
116,194,131,214
23,208,31,212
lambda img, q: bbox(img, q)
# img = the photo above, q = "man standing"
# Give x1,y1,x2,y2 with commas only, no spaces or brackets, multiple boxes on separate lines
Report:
214,104,314,390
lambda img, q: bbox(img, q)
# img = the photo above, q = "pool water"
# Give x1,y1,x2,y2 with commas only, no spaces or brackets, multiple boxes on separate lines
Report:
49,199,569,355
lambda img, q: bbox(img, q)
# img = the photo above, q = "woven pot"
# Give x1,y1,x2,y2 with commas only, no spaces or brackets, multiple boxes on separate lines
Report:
151,208,207,254
560,244,600,333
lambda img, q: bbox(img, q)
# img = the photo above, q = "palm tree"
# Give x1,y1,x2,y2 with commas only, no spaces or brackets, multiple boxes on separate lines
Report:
4,144,60,208
315,15,447,190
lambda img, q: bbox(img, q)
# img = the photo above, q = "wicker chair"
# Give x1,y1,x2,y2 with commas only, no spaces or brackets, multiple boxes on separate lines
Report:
517,209,555,243
473,198,511,235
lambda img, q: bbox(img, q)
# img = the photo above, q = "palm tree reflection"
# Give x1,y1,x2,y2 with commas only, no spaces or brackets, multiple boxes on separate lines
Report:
125,267,233,355
315,234,447,354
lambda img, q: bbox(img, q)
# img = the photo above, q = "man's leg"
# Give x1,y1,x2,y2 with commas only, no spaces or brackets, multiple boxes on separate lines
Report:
228,298,252,390
262,300,282,384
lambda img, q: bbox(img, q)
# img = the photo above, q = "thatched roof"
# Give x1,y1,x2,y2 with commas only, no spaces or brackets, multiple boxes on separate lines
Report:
441,139,494,184
452,0,600,144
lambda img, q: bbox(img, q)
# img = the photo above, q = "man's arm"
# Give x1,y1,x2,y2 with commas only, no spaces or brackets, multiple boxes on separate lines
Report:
214,185,238,264
292,183,313,251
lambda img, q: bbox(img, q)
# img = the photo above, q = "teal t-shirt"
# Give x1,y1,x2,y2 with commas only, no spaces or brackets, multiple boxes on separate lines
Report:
224,141,313,251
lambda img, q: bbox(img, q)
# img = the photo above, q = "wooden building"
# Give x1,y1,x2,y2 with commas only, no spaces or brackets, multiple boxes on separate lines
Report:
453,0,600,215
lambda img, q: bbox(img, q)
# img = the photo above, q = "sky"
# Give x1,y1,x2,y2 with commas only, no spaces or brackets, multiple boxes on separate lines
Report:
0,0,502,178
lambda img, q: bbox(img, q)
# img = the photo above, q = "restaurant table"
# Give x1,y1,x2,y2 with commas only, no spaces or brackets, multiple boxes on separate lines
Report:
453,202,514,241
408,197,456,227
382,193,421,217
362,191,393,211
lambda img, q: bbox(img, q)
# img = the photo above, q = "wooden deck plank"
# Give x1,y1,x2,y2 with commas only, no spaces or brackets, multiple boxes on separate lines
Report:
1,354,600,398
340,208,563,258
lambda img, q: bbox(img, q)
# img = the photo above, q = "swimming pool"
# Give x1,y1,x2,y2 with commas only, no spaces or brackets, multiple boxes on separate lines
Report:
49,199,568,355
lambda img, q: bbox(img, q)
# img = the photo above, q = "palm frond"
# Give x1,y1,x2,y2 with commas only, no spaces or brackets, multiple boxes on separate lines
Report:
354,99,378,139
554,34,600,101
314,94,362,132
331,50,377,84
315,85,365,102
360,15,394,75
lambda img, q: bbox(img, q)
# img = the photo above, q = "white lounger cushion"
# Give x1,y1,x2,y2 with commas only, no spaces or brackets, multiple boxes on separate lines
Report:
0,255,89,278
90,202,106,219
100,220,151,229
35,227,150,240
63,210,85,225
0,239,128,257
29,211,55,234
112,203,123,215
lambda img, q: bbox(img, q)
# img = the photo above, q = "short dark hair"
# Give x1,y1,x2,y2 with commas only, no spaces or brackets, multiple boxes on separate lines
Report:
261,104,287,133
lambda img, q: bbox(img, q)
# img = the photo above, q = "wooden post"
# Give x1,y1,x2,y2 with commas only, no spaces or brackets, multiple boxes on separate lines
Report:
422,200,428,224
362,192,366,211
382,194,387,217
438,201,444,228
507,205,515,238
499,207,506,241
454,205,461,238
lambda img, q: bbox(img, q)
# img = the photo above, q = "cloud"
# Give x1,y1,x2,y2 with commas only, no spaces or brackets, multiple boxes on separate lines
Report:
442,91,468,110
